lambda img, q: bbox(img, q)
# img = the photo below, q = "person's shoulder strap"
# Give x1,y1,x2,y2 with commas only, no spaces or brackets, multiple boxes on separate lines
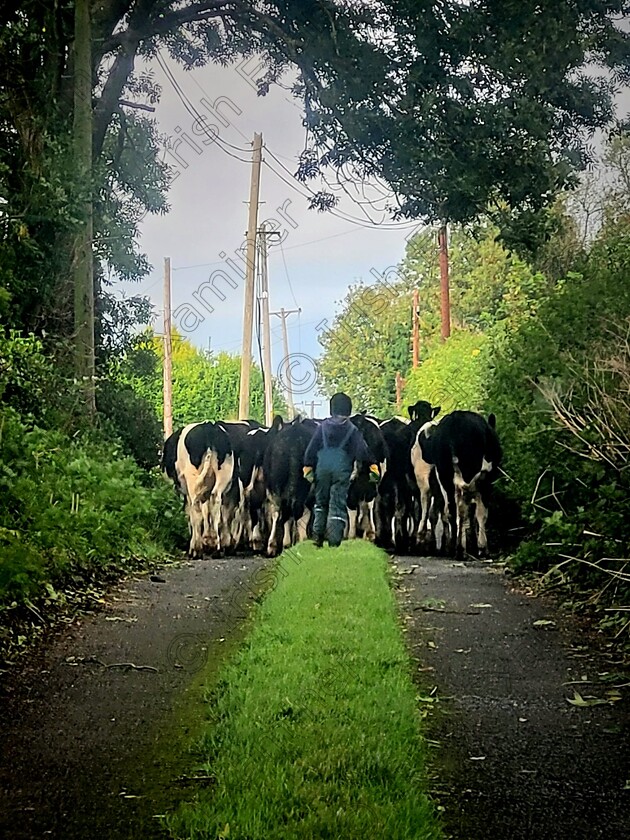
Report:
339,421,355,449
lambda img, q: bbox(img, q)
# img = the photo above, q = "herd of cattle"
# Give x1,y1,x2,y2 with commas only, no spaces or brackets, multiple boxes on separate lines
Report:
161,401,503,559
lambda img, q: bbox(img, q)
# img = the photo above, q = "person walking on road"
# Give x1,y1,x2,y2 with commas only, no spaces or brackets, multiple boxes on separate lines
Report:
302,392,379,547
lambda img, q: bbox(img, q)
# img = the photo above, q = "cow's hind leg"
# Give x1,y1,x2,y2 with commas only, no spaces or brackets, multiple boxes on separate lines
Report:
266,501,280,557
347,508,358,540
360,500,376,541
189,500,206,557
475,494,489,557
296,508,311,542
456,488,472,559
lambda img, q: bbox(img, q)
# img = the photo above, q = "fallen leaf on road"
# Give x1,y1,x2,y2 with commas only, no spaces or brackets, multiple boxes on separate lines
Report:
533,619,556,627
566,690,609,707
427,640,436,649
454,648,471,654
469,755,486,761
470,603,492,608
105,616,137,623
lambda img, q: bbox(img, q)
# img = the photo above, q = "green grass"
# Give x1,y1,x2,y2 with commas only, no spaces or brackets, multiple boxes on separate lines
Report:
168,541,443,840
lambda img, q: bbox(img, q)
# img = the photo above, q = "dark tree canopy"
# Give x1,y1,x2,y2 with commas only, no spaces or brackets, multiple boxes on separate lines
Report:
0,1,628,338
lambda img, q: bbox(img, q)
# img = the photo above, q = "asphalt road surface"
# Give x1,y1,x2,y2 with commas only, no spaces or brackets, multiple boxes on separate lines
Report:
396,555,630,840
1,552,627,840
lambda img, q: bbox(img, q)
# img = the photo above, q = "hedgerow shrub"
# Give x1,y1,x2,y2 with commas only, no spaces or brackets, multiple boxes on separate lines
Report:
0,332,56,423
0,407,186,606
483,219,630,610
96,378,162,469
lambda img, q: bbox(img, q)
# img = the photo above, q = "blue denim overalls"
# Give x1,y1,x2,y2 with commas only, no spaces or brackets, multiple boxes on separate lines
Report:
313,422,355,547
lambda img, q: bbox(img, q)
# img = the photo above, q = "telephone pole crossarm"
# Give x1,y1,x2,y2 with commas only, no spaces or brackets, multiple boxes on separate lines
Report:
271,307,301,419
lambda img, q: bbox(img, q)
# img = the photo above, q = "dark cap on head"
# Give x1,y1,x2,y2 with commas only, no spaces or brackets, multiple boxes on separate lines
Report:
330,392,352,417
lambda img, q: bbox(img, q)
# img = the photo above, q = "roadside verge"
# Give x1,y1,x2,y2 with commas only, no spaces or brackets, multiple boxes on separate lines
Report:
168,542,443,840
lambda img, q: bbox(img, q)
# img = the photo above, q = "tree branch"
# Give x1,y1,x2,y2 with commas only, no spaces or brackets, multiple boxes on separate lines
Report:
99,0,238,55
94,43,139,159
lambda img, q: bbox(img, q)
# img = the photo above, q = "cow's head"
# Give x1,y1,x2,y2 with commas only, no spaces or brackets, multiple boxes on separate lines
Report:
408,401,440,424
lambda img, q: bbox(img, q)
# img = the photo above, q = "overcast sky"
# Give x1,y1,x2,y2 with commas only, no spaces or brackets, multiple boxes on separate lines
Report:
115,54,423,411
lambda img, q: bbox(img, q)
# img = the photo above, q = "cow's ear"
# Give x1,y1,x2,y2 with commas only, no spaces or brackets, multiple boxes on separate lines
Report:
272,414,284,431
407,405,415,420
488,413,496,429
431,405,441,419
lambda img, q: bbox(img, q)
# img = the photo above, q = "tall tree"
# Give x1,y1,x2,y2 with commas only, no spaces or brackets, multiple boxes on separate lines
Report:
0,1,627,349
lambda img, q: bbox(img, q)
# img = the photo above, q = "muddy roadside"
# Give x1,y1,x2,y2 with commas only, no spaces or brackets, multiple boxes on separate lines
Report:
395,555,630,840
0,554,270,840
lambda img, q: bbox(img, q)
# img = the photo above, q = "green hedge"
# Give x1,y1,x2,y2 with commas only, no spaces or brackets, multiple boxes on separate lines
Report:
482,220,630,611
0,407,186,606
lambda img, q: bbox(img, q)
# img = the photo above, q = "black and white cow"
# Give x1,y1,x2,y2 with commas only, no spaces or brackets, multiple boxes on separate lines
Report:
238,415,284,551
216,420,263,551
161,422,234,556
414,410,502,557
347,414,388,541
161,427,182,488
376,401,440,552
263,417,317,556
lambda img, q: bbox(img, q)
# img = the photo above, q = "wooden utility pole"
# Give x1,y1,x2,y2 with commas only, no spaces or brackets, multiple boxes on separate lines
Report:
163,257,173,439
271,307,301,419
258,223,274,426
438,224,451,341
412,288,419,368
73,0,95,415
306,400,322,419
395,371,406,411
238,132,263,420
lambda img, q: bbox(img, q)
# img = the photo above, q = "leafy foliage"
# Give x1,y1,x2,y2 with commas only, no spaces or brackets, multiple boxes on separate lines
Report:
318,222,548,413
0,407,185,608
111,328,287,427
483,217,630,614
403,331,488,414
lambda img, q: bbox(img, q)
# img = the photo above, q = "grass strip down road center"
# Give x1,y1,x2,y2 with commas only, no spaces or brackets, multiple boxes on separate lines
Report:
168,542,443,840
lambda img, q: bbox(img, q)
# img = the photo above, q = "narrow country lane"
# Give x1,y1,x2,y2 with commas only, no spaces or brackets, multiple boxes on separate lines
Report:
396,556,630,840
0,555,268,840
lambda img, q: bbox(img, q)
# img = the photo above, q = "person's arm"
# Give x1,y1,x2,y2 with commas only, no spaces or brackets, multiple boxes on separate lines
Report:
352,427,381,482
303,425,323,468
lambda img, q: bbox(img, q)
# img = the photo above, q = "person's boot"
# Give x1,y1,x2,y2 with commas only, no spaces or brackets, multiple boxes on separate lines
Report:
327,516,345,548
312,534,324,548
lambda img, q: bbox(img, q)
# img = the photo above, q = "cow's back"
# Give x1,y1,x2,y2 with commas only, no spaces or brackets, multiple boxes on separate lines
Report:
424,411,501,484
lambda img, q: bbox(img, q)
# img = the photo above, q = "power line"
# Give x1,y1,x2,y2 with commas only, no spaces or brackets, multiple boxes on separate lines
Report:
155,57,417,232
155,51,252,164
278,238,299,310
262,147,418,232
